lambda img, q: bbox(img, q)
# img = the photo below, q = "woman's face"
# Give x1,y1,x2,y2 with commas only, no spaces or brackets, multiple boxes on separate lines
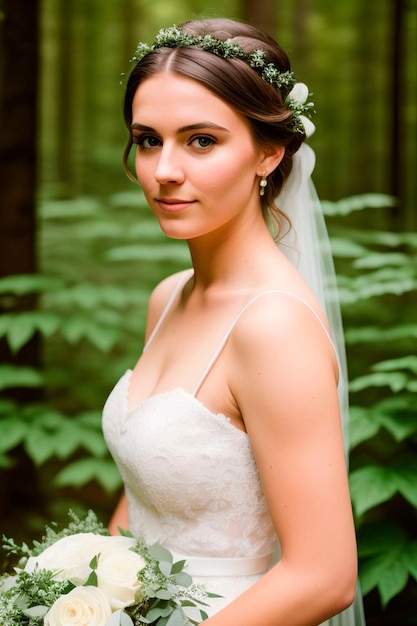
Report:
130,72,269,241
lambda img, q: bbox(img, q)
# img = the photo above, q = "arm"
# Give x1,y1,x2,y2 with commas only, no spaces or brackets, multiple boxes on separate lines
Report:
206,296,357,626
108,492,129,535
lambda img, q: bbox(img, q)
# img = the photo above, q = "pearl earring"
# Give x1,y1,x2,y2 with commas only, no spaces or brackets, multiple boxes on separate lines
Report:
260,172,268,196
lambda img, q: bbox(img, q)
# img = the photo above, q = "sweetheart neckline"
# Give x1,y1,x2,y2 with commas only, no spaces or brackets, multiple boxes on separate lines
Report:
123,369,248,437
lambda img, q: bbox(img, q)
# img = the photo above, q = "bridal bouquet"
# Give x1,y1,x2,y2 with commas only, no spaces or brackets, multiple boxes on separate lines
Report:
0,510,213,626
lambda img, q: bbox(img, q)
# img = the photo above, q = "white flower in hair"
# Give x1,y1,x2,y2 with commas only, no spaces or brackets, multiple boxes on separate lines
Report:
299,115,315,138
288,82,316,137
288,82,309,105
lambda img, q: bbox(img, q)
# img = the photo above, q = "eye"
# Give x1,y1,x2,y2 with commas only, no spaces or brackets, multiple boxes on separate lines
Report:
189,135,216,150
134,134,161,149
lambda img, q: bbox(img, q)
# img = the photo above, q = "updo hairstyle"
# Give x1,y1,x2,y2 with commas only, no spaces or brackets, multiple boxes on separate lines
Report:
123,18,306,231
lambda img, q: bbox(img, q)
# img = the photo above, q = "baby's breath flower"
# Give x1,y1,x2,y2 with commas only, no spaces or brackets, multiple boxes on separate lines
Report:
128,25,315,134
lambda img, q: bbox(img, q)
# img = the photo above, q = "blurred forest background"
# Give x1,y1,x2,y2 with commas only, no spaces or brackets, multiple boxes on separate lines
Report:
0,0,416,624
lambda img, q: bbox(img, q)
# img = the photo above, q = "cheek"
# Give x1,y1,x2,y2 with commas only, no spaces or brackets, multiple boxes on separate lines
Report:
202,157,256,194
135,157,153,187
205,145,256,175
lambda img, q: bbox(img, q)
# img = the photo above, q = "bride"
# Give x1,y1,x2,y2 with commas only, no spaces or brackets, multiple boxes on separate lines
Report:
103,18,366,625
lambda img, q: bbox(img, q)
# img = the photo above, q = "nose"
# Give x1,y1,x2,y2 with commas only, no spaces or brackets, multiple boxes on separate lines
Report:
154,143,185,185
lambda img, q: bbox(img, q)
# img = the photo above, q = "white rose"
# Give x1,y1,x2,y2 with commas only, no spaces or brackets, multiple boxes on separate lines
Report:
299,114,316,138
287,82,315,138
95,535,137,555
97,548,146,610
44,585,112,626
24,533,109,584
288,81,309,105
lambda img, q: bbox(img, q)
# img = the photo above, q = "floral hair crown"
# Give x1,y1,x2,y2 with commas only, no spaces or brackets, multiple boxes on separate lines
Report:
130,25,315,135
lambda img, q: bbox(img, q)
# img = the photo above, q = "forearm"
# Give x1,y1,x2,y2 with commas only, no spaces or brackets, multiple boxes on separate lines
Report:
203,559,356,626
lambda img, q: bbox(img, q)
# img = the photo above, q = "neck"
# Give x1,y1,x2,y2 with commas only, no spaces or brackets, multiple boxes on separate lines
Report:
186,214,278,292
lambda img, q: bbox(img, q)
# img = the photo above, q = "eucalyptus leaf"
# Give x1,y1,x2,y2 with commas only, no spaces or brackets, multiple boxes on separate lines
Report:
106,609,135,626
158,560,173,576
149,544,173,564
172,571,192,587
166,608,187,626
171,559,187,574
155,588,172,600
22,604,49,618
146,605,173,619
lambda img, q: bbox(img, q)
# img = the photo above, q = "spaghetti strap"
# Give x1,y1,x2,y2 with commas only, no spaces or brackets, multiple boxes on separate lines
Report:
192,290,339,397
143,271,192,352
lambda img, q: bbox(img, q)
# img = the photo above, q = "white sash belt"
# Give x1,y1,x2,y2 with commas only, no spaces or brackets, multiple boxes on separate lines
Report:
170,550,274,577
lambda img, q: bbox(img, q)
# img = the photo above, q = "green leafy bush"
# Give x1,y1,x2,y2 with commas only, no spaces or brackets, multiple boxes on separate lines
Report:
0,191,189,530
324,194,417,609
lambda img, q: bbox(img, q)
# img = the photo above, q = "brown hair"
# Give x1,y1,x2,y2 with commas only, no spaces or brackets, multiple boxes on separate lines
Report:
123,18,306,233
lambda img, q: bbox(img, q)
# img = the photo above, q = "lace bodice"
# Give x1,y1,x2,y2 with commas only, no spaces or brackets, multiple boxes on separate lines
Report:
102,369,277,560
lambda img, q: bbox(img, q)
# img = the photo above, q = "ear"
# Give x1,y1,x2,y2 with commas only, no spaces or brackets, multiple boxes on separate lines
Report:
257,145,285,177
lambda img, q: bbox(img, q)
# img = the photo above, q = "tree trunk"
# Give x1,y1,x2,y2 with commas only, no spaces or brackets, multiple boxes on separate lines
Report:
0,0,41,372
241,0,277,36
390,0,405,228
0,0,41,536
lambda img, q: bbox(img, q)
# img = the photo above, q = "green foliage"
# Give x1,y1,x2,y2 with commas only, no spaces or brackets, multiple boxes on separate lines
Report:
324,194,417,608
0,192,189,509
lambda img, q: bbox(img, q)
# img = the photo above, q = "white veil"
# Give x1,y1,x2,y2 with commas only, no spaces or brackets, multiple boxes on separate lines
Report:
275,141,350,458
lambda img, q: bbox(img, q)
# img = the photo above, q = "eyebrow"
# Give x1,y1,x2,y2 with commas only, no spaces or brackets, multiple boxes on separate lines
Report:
130,122,229,134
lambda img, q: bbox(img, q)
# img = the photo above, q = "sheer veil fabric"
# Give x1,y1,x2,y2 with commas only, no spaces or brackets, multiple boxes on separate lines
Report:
276,144,366,624
276,143,349,456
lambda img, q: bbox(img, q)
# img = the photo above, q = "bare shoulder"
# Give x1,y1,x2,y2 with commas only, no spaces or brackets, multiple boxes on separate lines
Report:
148,269,190,308
232,290,333,351
145,269,192,338
229,291,339,399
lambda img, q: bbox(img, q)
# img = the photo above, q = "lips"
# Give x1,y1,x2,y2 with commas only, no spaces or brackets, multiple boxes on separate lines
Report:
155,198,195,212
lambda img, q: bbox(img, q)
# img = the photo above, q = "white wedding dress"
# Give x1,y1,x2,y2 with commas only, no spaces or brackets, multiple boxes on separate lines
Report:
102,277,366,625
